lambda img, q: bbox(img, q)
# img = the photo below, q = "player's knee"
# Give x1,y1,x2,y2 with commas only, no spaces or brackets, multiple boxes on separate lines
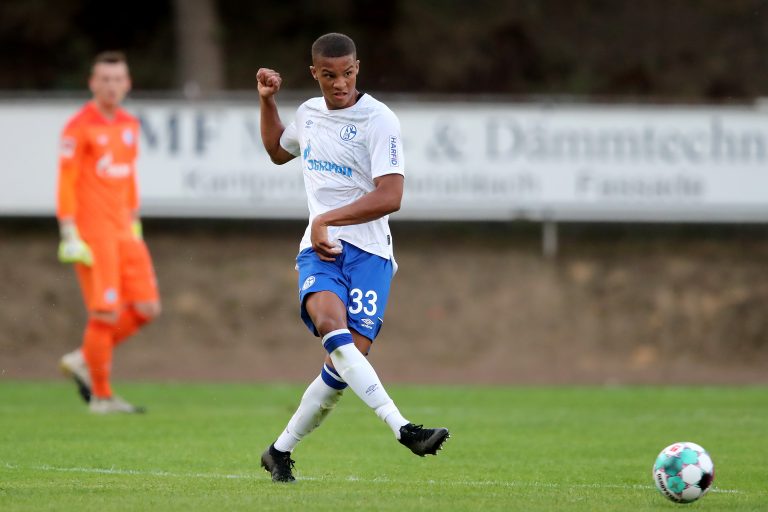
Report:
90,310,119,325
312,315,346,337
134,301,161,321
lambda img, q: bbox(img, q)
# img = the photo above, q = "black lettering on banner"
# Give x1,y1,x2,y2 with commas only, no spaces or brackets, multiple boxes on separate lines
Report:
427,120,463,161
137,113,158,150
486,118,524,159
482,115,768,165
137,111,180,155
195,112,217,155
168,112,180,154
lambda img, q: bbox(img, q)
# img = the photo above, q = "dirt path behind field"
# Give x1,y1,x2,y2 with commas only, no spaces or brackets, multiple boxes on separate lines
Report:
2,222,767,385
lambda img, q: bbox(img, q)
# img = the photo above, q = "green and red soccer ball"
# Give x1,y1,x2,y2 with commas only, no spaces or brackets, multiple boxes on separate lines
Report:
653,442,715,503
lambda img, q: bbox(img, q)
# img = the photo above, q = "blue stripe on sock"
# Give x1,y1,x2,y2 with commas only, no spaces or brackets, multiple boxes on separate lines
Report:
324,364,342,380
322,332,353,354
321,366,348,390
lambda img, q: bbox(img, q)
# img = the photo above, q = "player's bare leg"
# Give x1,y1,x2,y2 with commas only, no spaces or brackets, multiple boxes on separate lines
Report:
133,300,161,320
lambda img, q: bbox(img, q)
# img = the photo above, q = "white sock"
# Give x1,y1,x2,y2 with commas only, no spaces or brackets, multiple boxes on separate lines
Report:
327,341,409,438
273,374,344,452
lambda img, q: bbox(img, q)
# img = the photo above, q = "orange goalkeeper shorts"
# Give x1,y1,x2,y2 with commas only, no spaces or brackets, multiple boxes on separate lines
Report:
75,236,159,313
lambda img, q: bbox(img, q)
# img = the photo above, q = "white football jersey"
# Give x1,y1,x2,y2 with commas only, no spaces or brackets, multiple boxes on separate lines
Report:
280,93,405,260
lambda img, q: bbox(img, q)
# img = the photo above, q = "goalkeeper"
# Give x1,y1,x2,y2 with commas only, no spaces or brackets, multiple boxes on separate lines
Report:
57,51,161,414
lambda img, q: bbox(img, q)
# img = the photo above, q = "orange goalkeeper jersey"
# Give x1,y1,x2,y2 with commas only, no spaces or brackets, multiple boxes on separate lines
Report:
57,101,140,239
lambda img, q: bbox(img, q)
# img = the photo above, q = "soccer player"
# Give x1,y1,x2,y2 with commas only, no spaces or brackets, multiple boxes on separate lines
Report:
57,51,161,414
256,33,449,483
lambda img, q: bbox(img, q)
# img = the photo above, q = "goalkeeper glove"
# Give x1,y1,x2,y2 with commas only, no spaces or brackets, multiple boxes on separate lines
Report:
131,219,143,240
58,223,93,266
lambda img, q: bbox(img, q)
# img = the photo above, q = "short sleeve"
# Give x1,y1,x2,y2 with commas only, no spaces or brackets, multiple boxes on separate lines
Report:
279,121,301,157
368,109,405,179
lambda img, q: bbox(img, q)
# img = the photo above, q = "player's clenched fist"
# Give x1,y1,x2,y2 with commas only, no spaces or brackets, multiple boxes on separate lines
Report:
310,215,343,262
256,68,282,98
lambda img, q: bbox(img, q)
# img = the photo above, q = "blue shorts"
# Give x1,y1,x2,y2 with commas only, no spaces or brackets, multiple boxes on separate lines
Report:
297,241,394,341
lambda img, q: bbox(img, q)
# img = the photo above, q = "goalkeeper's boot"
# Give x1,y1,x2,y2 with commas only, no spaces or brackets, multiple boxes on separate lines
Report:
59,349,92,403
398,423,450,456
89,396,146,414
261,444,296,483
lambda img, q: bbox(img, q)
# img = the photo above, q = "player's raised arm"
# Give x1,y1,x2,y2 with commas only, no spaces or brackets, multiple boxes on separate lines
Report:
256,68,296,165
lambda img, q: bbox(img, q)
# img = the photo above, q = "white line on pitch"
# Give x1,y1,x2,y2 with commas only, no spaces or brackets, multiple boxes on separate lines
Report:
2,463,744,495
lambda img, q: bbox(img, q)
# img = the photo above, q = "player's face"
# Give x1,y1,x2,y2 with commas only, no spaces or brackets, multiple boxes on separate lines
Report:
310,54,360,110
89,62,131,110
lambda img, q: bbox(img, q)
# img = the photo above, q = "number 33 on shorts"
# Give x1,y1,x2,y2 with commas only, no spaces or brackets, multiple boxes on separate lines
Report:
348,288,377,315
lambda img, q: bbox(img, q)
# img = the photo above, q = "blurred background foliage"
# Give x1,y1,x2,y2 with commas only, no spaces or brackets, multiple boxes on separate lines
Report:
0,0,766,100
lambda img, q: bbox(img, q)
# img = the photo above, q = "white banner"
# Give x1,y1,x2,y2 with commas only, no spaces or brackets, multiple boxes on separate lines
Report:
1,99,767,222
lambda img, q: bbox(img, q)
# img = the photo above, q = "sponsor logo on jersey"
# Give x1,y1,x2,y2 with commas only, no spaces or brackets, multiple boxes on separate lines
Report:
95,152,132,178
60,137,76,158
305,119,313,128
340,124,357,141
307,159,353,177
302,275,316,290
360,318,375,329
389,136,399,166
302,139,353,177
122,128,135,145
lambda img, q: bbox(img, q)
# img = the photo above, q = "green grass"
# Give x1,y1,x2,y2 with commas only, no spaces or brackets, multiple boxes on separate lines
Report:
1,382,766,511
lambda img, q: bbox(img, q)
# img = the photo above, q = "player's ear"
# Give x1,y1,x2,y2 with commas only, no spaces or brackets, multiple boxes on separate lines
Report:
309,65,318,81
88,75,97,95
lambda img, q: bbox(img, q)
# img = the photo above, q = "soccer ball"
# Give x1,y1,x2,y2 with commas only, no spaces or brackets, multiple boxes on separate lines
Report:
653,442,715,503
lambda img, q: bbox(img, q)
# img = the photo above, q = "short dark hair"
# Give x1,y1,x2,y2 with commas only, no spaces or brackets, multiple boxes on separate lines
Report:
311,33,356,60
93,51,127,67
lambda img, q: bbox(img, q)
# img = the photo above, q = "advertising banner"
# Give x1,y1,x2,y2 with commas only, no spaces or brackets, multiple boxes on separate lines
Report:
1,99,766,222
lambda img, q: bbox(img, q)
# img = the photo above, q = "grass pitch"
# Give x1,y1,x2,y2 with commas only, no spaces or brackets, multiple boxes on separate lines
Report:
1,382,766,511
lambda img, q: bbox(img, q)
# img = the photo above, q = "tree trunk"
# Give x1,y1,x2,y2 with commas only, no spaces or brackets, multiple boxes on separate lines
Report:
173,0,224,96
